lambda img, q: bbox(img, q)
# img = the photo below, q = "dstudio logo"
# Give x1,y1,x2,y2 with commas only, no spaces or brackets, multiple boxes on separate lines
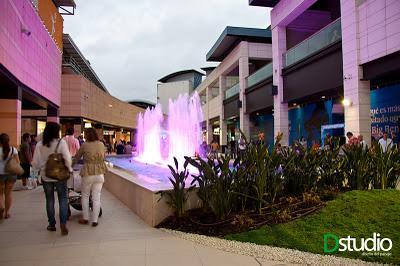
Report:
324,233,392,256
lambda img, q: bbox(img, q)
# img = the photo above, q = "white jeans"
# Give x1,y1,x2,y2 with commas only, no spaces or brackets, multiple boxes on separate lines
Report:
81,174,104,223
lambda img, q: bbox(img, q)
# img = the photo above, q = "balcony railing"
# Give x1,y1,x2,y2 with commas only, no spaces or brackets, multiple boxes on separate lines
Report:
284,18,341,67
225,83,240,99
247,62,273,88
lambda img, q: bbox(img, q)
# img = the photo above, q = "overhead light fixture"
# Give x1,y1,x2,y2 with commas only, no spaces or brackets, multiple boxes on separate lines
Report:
321,95,326,99
256,112,260,116
342,98,352,107
108,104,113,108
293,103,297,106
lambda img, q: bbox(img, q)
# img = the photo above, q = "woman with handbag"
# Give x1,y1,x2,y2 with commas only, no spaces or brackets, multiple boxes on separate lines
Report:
0,133,23,219
73,128,107,227
32,122,72,235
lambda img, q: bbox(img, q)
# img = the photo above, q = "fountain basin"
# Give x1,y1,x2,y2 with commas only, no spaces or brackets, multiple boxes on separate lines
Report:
104,155,200,226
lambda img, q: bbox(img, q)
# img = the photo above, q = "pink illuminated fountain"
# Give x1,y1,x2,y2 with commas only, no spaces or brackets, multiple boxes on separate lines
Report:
136,92,203,165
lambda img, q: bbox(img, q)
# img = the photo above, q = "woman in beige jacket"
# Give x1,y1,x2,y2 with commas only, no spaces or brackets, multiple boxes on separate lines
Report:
73,128,107,226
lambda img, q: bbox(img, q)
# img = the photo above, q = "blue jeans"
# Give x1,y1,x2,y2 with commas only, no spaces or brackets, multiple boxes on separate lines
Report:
43,180,68,226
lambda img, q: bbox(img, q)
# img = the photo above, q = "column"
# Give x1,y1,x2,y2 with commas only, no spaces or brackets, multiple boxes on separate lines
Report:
205,87,213,144
0,87,22,147
219,76,227,146
239,49,250,139
47,106,60,123
272,25,289,146
0,99,22,147
341,0,371,145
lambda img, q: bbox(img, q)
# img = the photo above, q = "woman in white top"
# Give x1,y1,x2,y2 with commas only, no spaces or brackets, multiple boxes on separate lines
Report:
32,122,72,235
0,133,19,219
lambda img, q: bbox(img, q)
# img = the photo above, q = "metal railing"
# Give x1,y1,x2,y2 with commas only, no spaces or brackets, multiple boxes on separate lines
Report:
284,18,341,67
247,62,273,88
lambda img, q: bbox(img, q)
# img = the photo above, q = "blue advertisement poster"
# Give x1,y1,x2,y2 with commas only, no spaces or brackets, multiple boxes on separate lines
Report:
370,84,400,138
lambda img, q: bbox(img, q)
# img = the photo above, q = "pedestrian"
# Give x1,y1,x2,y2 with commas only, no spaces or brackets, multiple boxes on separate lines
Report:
358,135,367,150
0,133,20,219
32,122,72,235
238,136,246,159
30,135,37,156
378,131,393,153
77,135,85,146
19,133,32,189
116,140,125,155
63,128,80,157
300,136,307,149
230,137,236,159
210,140,219,159
124,141,133,155
73,128,107,227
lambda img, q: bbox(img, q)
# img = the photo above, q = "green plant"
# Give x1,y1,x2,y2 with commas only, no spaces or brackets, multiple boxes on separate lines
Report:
317,147,345,190
158,157,194,218
374,146,400,189
343,145,373,190
187,156,237,220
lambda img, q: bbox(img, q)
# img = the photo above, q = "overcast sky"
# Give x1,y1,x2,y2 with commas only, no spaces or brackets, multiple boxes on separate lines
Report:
63,1,271,103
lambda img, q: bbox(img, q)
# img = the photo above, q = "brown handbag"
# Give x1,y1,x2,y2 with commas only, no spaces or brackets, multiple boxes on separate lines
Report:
5,148,24,176
45,140,70,181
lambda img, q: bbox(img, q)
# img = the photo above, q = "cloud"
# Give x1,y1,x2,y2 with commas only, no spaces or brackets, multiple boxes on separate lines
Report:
63,0,271,102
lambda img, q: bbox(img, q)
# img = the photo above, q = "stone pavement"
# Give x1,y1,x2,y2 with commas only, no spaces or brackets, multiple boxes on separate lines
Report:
0,187,288,266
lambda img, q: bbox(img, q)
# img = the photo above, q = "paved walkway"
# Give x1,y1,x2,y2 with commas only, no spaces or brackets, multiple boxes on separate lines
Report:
0,187,287,266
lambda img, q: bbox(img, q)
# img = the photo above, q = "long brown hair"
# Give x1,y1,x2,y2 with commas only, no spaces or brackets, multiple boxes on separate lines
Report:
43,122,61,147
0,133,11,160
85,128,99,142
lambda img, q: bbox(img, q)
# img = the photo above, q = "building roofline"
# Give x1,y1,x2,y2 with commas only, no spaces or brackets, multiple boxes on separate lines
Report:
158,69,204,83
206,26,272,62
62,34,109,93
248,0,279,7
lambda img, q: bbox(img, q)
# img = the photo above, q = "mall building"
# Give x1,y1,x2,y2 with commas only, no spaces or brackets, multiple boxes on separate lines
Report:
157,70,204,114
197,26,273,148
22,34,145,145
200,0,400,148
0,0,74,146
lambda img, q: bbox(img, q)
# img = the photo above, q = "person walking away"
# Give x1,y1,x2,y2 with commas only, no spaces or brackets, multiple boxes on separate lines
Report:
0,133,20,219
73,128,107,227
63,128,80,158
32,122,72,235
238,136,246,159
378,131,393,153
19,133,32,189
210,140,219,159
230,137,236,159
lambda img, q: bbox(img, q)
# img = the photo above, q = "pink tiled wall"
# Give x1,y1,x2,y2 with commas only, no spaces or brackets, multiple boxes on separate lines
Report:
0,0,61,106
358,0,400,64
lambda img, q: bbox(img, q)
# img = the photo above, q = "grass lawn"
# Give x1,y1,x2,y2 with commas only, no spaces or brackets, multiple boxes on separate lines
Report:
225,190,400,264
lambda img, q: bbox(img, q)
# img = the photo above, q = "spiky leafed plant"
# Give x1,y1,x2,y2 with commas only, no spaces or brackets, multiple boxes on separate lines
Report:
317,147,346,190
343,144,373,190
374,146,400,189
158,157,194,218
187,155,236,220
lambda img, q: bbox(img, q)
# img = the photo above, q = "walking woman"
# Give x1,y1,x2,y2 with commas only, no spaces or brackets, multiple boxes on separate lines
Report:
0,133,19,219
32,122,72,235
73,128,107,227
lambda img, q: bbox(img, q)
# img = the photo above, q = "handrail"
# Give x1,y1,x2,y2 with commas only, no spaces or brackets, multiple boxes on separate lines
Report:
247,62,273,88
225,83,240,99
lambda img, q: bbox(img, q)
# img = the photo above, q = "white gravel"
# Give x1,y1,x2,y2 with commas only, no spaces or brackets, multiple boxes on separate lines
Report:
160,229,379,265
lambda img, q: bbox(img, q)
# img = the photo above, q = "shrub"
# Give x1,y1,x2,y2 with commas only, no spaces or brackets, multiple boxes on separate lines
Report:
158,157,194,218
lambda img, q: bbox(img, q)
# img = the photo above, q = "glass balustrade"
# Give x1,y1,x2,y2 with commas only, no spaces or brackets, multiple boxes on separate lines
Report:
225,83,240,99
247,62,273,88
284,18,341,67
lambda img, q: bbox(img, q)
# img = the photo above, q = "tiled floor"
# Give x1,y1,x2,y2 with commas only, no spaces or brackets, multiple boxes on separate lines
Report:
0,188,288,266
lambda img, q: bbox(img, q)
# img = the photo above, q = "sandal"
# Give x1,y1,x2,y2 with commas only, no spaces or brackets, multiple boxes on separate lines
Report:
4,213,10,219
92,222,98,227
0,208,4,219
